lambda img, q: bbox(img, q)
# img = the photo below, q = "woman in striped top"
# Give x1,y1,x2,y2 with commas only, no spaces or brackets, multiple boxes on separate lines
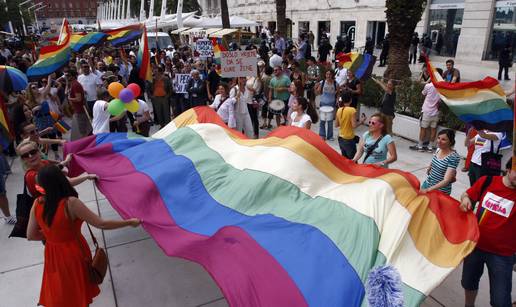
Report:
420,129,460,195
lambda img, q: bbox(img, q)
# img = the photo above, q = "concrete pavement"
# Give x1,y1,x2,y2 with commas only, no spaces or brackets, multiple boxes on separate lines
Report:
1,121,515,307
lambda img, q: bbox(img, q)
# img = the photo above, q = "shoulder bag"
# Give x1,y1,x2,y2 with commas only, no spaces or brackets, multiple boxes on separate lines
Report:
9,181,34,238
66,200,108,284
480,139,502,176
363,135,384,164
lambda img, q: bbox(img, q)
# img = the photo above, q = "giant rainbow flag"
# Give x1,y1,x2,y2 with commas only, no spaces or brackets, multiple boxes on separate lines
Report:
426,58,512,132
104,24,144,47
27,19,71,79
136,27,152,82
65,107,478,306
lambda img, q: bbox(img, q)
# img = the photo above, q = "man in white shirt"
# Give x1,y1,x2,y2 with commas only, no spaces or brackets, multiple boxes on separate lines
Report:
132,99,151,136
335,61,348,88
78,61,103,117
92,91,126,134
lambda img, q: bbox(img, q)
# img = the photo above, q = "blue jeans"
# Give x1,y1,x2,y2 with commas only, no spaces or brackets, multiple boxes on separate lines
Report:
319,120,333,140
461,248,513,307
338,137,356,159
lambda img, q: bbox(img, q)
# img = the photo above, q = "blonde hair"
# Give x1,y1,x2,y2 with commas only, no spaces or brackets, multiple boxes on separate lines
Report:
16,140,38,155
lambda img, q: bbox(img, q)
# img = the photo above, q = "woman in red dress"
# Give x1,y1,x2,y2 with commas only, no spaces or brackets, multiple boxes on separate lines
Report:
26,165,140,307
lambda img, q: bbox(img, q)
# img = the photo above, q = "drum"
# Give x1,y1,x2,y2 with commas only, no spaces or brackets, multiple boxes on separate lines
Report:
319,106,335,121
269,99,286,112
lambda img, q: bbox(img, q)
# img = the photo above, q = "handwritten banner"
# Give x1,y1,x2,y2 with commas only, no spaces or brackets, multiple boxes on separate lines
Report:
174,74,191,94
220,50,258,78
196,39,214,58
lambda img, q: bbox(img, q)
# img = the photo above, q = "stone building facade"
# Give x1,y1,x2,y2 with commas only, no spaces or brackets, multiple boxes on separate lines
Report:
198,0,516,64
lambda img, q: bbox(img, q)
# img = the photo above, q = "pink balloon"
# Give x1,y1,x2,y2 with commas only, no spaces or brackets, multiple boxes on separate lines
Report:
127,83,141,98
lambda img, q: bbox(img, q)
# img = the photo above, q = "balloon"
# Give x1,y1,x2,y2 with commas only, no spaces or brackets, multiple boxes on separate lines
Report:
127,83,141,98
108,82,124,98
119,88,135,103
125,100,140,113
49,111,59,120
107,99,125,116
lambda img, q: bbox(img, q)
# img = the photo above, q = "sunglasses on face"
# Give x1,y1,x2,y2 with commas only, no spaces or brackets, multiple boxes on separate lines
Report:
369,120,381,126
20,148,38,159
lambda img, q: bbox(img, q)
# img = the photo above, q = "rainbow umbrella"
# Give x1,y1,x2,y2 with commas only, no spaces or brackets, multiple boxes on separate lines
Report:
0,65,29,93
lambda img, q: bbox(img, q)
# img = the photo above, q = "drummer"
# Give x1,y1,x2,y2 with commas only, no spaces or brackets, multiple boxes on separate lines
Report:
315,70,339,141
267,65,291,128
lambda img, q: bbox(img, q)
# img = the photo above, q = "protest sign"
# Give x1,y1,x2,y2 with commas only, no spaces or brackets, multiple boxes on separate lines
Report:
174,74,191,94
220,50,257,78
196,39,213,58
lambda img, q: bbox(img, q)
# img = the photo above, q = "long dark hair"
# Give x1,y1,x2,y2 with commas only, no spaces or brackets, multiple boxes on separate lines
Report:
37,165,78,226
296,97,319,124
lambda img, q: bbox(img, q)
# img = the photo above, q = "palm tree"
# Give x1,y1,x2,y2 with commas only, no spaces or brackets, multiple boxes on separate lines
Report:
220,0,230,28
276,0,286,36
384,0,427,79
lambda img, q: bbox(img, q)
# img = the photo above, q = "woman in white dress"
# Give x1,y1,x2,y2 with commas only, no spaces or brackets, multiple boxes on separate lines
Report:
209,83,236,129
288,96,318,129
233,77,254,138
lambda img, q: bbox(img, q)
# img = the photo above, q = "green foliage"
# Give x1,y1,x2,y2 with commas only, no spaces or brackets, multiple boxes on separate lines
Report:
361,76,465,131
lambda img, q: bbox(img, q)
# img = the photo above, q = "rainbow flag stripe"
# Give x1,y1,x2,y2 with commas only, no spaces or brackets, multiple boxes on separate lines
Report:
70,32,108,53
211,38,226,75
136,27,152,82
65,107,478,306
27,19,71,79
104,24,144,47
426,59,512,132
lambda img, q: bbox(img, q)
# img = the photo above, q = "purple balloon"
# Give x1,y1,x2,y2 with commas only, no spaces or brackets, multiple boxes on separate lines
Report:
119,88,135,103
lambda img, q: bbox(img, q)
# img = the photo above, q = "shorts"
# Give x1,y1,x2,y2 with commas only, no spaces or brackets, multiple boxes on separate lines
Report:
461,248,513,307
420,112,439,129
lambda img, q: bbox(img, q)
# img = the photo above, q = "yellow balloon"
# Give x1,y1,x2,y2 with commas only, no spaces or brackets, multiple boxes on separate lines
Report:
125,100,140,113
108,82,124,98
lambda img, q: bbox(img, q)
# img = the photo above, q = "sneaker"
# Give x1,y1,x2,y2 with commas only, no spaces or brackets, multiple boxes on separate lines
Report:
409,145,423,151
426,147,435,153
328,138,335,141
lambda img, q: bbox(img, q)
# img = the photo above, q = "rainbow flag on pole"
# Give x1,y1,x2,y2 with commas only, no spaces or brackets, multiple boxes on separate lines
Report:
136,27,152,82
211,38,227,75
336,52,376,80
104,24,144,47
70,32,108,53
426,58,512,132
27,19,71,80
65,107,479,307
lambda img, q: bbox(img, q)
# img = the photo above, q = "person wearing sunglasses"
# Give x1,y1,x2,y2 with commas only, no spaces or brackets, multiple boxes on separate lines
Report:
17,141,96,200
352,113,397,168
20,122,66,161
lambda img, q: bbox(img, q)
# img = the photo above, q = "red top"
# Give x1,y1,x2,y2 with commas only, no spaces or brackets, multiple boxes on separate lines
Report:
24,160,51,197
70,80,86,114
467,176,516,256
34,198,100,306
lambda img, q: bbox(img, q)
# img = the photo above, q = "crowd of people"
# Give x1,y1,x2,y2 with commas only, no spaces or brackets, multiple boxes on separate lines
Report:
0,29,515,307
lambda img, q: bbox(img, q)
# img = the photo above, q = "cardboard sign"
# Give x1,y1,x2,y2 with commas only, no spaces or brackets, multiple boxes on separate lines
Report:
196,39,213,58
220,50,258,78
174,74,191,94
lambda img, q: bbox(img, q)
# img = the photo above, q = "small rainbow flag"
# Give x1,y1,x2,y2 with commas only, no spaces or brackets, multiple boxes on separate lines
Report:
137,27,152,82
336,52,376,80
426,58,512,132
27,19,71,80
104,24,144,47
50,111,71,134
70,32,108,53
211,37,227,76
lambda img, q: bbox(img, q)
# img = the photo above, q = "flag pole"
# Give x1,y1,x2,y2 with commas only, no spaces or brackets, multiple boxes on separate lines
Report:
512,78,516,171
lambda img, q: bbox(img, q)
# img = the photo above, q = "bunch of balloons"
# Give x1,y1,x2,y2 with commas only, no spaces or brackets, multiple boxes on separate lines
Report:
107,82,142,116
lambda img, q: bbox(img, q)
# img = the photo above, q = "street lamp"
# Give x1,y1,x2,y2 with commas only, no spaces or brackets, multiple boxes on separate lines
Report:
18,0,33,36
33,5,47,32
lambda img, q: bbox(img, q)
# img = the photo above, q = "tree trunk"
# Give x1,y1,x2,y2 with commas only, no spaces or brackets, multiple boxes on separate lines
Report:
220,0,230,29
276,0,286,37
384,0,427,80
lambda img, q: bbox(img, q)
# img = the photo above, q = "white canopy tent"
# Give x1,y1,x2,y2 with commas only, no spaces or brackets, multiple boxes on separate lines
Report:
197,15,258,28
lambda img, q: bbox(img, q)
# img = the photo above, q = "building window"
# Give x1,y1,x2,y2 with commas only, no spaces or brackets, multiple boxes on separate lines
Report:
428,0,464,57
340,21,356,49
298,21,309,36
486,2,515,61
